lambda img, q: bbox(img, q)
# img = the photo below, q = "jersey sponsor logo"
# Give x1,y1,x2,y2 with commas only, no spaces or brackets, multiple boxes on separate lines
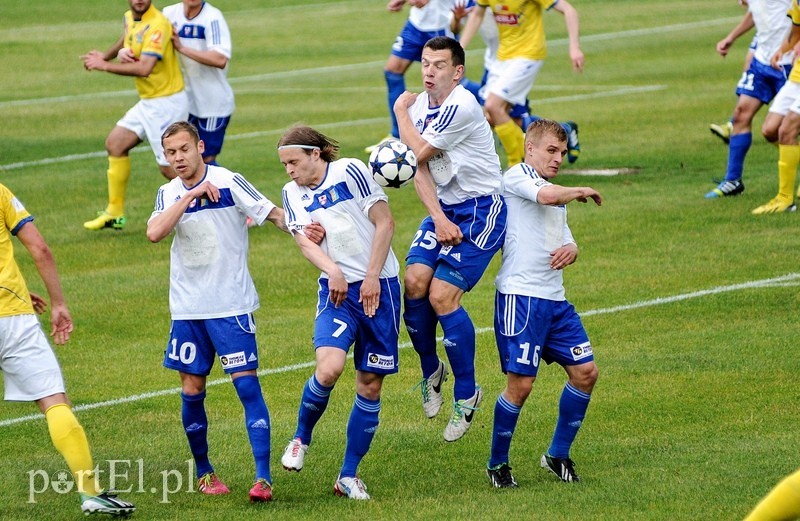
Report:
570,342,593,361
366,353,395,370
178,24,206,40
219,351,247,368
494,13,520,26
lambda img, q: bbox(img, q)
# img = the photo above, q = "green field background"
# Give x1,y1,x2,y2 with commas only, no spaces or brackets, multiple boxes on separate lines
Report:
1,1,799,519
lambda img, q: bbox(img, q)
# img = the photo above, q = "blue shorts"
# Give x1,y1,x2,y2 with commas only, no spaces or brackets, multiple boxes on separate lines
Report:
494,292,593,377
406,194,506,292
314,277,401,375
391,21,448,62
163,313,259,376
188,114,231,158
735,59,790,104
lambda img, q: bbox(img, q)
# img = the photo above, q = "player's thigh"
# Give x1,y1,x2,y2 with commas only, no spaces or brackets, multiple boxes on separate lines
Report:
485,59,543,107
353,278,401,375
205,314,260,373
163,319,215,376
542,301,593,367
314,286,358,351
140,92,190,166
0,315,65,402
768,81,800,118
493,293,546,377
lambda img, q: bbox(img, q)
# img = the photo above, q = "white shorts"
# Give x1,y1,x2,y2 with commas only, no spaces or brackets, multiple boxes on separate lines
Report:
768,80,800,117
0,314,65,401
481,58,544,106
117,90,189,166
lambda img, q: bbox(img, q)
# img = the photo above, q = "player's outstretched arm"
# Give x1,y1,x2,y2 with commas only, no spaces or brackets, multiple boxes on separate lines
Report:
537,185,602,206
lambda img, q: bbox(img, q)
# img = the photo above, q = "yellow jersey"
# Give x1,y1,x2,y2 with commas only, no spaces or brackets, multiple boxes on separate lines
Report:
124,3,184,99
789,1,800,83
477,0,555,61
0,183,34,318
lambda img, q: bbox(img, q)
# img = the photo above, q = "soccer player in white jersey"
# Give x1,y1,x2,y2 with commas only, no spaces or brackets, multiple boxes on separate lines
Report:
365,0,456,152
705,0,793,199
394,36,507,442
147,121,287,503
487,119,601,488
277,126,400,500
163,0,235,165
0,183,135,516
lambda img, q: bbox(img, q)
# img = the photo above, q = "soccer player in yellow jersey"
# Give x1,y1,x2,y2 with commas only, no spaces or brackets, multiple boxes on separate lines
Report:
81,0,188,231
0,183,135,516
752,0,800,215
743,468,800,520
458,0,583,167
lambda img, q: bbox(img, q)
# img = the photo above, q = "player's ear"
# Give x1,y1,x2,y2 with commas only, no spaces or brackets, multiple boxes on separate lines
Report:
198,140,205,155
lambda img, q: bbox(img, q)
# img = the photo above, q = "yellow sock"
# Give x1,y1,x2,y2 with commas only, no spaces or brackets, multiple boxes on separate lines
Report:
744,468,800,521
777,144,799,203
45,403,99,496
495,119,524,167
106,155,131,217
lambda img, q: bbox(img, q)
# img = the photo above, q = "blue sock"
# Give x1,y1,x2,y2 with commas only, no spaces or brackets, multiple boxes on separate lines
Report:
385,70,405,138
439,307,476,401
489,394,522,468
295,374,333,445
403,296,440,377
340,394,381,478
724,132,752,182
181,391,213,478
459,77,483,104
233,375,272,483
548,383,591,459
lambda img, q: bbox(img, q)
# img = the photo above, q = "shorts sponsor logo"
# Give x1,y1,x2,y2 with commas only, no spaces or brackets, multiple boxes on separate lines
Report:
219,351,247,368
366,353,395,370
570,343,593,361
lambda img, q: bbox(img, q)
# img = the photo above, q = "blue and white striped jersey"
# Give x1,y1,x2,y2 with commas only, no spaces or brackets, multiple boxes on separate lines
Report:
149,165,276,319
407,84,503,205
282,158,400,283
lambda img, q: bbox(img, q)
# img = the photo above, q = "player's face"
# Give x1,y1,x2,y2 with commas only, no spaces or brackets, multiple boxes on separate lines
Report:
163,131,206,185
128,0,151,17
420,48,464,104
526,133,567,179
279,148,325,188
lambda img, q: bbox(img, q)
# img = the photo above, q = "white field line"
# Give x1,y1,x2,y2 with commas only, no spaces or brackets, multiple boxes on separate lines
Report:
2,272,797,429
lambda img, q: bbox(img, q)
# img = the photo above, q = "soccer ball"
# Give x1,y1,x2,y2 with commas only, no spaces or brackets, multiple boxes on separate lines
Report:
368,140,417,188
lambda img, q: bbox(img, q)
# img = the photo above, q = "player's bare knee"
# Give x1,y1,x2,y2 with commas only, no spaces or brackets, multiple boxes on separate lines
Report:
569,363,598,393
315,366,343,388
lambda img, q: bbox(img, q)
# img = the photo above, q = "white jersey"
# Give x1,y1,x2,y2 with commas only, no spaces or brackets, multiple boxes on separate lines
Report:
409,0,455,32
750,0,793,66
495,162,575,301
407,84,503,205
282,158,400,283
163,2,235,117
149,165,276,320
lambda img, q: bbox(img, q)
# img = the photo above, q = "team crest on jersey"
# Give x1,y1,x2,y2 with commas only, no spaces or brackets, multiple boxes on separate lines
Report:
220,351,247,368
367,353,395,370
317,194,327,206
570,343,593,361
